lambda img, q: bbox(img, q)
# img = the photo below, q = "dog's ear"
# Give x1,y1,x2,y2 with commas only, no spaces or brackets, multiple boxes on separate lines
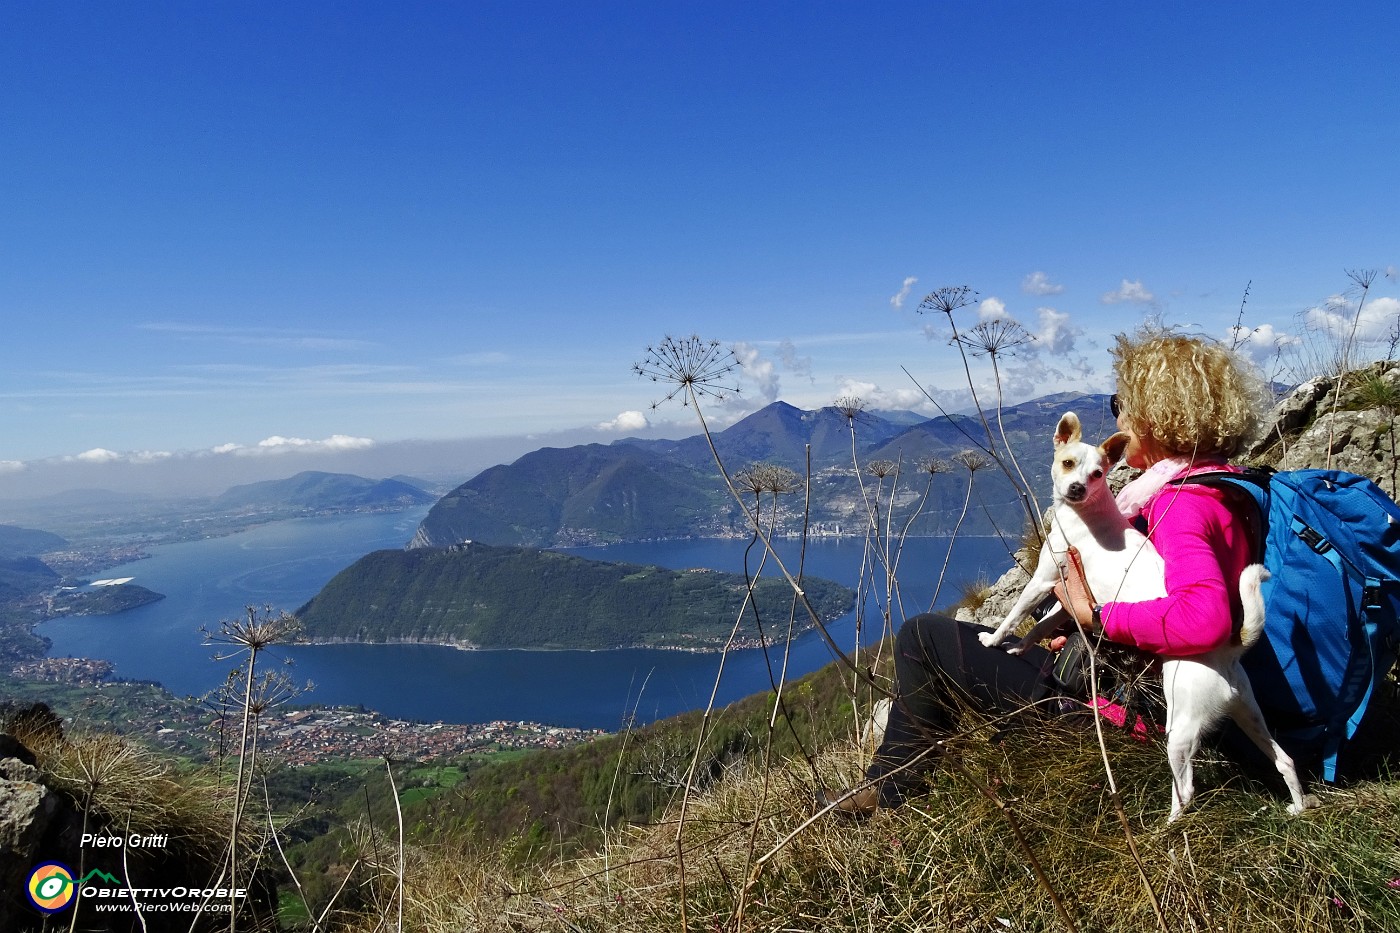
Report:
1100,431,1131,466
1054,412,1082,446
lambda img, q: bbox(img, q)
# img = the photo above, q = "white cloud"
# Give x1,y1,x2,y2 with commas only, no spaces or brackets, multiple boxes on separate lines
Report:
597,410,650,432
73,448,122,463
890,276,918,310
1034,307,1079,355
252,435,376,454
59,448,169,466
1101,279,1156,305
1227,323,1301,366
1303,295,1400,343
732,341,780,403
43,436,374,469
832,377,934,413
0,460,26,474
977,297,1009,320
1022,271,1065,296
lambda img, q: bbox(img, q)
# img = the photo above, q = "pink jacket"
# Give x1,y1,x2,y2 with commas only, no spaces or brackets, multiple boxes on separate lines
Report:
1100,463,1252,657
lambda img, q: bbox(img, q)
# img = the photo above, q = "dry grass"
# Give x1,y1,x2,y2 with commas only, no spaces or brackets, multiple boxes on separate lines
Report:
5,708,253,881
12,720,235,858
328,710,1400,933
953,572,994,616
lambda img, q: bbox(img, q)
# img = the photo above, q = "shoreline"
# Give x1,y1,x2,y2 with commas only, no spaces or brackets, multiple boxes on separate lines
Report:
291,627,819,655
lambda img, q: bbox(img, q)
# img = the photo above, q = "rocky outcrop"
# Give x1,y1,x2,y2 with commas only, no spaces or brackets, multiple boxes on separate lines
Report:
0,741,59,926
955,552,1032,628
1250,360,1400,498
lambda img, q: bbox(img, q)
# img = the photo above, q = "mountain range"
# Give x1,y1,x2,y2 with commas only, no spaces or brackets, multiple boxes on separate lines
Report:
411,393,1118,548
214,471,436,512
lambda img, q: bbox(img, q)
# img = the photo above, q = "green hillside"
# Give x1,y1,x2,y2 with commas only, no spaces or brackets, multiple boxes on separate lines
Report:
295,542,854,650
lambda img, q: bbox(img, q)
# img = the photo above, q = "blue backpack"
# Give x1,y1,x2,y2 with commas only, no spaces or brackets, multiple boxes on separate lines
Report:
1178,468,1400,781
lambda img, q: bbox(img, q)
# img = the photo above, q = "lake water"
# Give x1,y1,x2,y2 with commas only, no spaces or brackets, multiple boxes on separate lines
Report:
40,511,1017,729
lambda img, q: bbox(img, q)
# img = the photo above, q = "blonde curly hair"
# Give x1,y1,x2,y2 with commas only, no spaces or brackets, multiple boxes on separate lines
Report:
1110,332,1269,459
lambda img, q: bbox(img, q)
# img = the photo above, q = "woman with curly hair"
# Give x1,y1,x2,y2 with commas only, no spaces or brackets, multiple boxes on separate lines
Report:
831,332,1271,816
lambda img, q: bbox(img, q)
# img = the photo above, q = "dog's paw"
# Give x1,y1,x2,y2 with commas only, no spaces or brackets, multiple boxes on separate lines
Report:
977,632,1001,648
1289,794,1320,815
1005,643,1027,656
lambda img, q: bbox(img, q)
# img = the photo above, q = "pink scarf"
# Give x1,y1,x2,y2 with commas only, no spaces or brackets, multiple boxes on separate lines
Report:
1115,455,1227,519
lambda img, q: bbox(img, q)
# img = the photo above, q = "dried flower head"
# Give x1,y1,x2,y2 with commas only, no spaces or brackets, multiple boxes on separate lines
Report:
244,669,305,715
203,605,301,659
736,463,800,496
917,286,979,317
952,449,992,473
833,396,866,423
633,334,742,409
207,666,307,719
918,457,951,475
955,318,1035,358
866,459,898,479
1345,268,1378,292
736,466,767,496
758,464,800,494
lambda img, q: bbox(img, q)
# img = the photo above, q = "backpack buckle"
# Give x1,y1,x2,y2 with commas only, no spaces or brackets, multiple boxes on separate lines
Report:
1298,524,1332,555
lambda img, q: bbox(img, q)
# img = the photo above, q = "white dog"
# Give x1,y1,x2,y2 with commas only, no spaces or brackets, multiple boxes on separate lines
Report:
978,412,1308,820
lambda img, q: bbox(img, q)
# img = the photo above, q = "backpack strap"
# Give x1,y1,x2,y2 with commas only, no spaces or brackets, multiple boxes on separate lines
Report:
1334,575,1387,781
1168,468,1271,564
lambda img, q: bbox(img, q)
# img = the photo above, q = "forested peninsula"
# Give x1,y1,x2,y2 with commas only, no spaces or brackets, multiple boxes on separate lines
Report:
294,541,855,651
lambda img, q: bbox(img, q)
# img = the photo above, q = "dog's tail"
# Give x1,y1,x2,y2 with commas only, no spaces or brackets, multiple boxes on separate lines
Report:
1237,563,1271,649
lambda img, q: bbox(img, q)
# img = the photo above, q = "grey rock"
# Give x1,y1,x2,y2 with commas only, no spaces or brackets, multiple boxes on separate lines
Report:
1270,375,1331,437
0,761,59,915
1274,407,1398,498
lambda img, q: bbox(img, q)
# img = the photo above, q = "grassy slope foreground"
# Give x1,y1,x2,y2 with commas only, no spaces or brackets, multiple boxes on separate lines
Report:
322,693,1400,933
294,541,855,650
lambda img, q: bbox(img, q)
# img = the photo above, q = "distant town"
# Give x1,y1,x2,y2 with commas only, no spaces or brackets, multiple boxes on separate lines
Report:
10,656,607,764
256,708,606,766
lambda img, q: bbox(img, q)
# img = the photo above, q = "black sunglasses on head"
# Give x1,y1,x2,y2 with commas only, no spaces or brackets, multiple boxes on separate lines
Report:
1110,394,1121,417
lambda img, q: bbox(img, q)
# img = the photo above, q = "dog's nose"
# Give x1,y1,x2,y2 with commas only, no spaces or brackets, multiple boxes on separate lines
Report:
1066,482,1086,501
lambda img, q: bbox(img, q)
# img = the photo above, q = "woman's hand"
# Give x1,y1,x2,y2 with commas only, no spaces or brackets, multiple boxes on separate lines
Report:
1052,545,1102,635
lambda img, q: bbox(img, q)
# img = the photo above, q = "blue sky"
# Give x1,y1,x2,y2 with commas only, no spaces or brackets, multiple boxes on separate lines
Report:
2,2,1397,495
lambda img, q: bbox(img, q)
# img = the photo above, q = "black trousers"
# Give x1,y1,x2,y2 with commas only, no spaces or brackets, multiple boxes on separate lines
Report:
867,613,1066,802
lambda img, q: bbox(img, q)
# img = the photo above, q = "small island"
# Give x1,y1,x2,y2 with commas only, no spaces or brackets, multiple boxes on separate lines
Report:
295,541,855,651
48,582,165,617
